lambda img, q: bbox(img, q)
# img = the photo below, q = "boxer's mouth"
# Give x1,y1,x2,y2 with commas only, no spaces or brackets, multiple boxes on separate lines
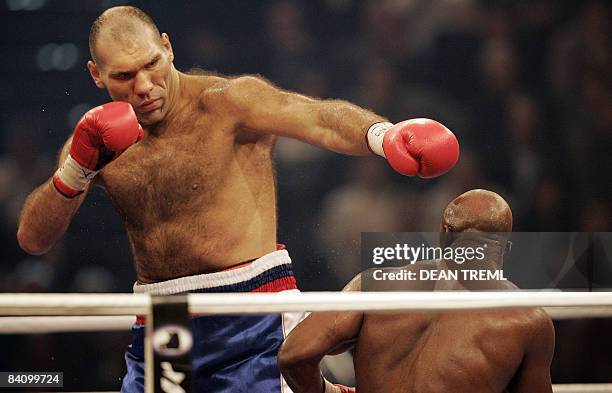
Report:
138,98,162,113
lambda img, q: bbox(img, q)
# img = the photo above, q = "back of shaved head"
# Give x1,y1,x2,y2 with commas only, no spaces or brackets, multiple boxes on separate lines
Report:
89,6,161,62
442,189,512,233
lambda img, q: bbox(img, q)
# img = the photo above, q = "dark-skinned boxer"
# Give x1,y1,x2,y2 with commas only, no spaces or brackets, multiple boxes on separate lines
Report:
279,190,555,393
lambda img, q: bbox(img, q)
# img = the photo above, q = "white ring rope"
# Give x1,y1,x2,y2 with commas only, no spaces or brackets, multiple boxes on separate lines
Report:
0,292,611,316
553,384,612,392
0,316,135,334
545,306,612,319
1,306,611,334
0,293,610,392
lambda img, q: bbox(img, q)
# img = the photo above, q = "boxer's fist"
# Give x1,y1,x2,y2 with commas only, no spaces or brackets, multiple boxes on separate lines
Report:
53,102,143,197
366,119,459,178
70,102,143,170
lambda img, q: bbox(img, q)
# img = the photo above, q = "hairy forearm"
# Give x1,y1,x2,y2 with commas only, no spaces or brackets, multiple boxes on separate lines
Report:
17,180,83,254
315,99,387,156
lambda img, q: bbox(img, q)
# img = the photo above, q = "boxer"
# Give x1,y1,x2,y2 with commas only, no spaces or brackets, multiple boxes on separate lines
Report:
17,6,459,393
279,190,555,393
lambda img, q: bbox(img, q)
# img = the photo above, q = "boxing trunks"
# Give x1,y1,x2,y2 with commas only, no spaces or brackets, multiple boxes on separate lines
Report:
121,248,303,393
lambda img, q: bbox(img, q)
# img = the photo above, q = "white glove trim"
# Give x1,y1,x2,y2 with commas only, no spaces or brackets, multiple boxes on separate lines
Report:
366,122,394,158
55,154,98,192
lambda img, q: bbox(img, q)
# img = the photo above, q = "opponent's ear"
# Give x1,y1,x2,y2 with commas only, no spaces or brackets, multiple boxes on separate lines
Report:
87,60,105,89
161,33,174,62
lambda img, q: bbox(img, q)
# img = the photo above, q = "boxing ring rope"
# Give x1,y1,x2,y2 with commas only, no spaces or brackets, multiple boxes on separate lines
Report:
0,316,135,334
552,385,612,393
1,291,612,316
2,306,612,334
1,292,611,393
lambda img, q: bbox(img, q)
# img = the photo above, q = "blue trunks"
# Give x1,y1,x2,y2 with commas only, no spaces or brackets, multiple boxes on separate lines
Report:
121,249,303,393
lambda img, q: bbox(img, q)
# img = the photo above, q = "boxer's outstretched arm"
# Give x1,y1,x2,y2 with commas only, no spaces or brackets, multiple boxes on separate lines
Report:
221,75,384,156
17,137,90,255
508,312,555,393
218,76,459,178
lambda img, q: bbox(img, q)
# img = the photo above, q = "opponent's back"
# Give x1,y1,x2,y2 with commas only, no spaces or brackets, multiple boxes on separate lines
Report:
354,308,552,393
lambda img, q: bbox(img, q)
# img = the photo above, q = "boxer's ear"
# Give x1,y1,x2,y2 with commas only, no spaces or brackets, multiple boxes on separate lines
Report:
161,33,174,62
87,61,105,89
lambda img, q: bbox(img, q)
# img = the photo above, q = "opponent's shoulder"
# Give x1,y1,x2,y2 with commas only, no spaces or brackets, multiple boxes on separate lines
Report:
525,308,554,335
506,308,554,342
508,308,555,362
343,273,363,291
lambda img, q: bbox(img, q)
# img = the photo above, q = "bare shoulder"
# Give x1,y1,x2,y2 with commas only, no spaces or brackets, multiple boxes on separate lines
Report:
201,74,272,102
506,308,554,343
343,272,363,291
223,74,274,95
181,71,231,102
525,308,554,336
519,307,552,326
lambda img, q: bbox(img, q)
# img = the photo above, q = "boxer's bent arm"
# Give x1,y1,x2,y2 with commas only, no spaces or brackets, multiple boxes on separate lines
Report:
223,76,386,156
278,311,363,393
17,137,91,255
508,312,555,393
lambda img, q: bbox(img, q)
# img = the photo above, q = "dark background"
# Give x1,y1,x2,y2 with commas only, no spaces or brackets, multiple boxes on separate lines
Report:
0,0,610,390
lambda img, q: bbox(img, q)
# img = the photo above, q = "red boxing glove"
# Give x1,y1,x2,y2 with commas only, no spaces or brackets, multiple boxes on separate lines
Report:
366,118,459,178
53,102,144,198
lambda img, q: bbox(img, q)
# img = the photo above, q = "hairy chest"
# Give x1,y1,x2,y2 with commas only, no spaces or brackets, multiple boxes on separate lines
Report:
100,114,235,225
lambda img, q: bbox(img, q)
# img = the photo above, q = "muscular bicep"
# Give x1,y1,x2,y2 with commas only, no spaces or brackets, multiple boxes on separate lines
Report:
221,76,381,155
228,76,322,140
508,314,555,393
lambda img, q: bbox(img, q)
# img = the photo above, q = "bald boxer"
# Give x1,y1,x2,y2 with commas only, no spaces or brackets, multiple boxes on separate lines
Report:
16,6,459,393
279,190,555,393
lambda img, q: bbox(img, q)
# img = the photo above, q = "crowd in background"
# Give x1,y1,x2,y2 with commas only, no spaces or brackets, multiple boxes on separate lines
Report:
0,0,610,389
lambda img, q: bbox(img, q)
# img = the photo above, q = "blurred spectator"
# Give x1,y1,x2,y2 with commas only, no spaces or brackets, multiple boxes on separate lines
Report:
264,1,321,90
316,157,416,285
505,93,544,217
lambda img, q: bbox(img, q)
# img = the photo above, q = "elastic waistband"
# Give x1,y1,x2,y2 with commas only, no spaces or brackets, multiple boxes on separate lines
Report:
133,249,296,295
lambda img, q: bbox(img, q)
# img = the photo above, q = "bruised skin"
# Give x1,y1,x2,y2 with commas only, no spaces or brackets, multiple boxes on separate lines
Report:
100,74,278,283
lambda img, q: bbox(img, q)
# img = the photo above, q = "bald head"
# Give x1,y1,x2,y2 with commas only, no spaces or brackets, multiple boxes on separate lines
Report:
89,6,161,63
442,189,512,233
